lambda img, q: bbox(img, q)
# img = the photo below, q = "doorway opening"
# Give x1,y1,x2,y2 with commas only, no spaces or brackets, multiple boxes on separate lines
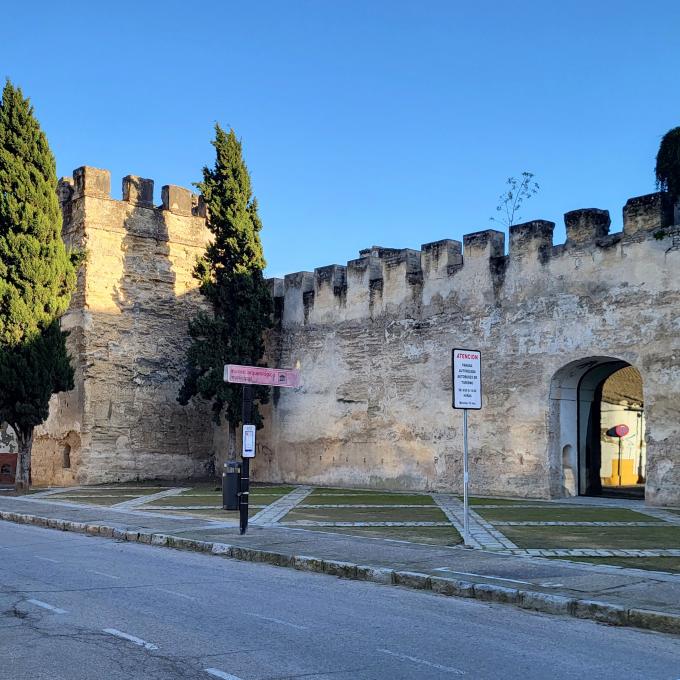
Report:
550,357,646,499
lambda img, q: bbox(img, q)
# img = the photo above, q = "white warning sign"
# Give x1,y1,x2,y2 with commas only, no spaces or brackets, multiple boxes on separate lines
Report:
452,349,482,410
242,424,256,458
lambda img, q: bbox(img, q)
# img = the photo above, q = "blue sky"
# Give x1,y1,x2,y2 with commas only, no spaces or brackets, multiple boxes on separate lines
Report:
2,1,679,277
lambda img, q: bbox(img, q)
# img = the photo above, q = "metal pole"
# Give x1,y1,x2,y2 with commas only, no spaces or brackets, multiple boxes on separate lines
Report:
239,458,249,535
463,408,469,546
239,385,253,535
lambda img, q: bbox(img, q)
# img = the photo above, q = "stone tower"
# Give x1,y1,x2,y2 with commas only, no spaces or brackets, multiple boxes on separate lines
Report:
32,167,213,485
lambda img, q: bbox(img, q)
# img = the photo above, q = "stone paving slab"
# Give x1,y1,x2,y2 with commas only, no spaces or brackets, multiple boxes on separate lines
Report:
433,494,518,550
112,486,187,509
250,485,313,525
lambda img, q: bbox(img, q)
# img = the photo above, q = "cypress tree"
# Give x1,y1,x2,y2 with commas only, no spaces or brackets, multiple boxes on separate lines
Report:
655,126,680,203
179,125,272,471
0,80,78,491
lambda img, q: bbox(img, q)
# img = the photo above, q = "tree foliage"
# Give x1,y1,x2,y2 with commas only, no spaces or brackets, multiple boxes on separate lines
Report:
655,126,680,203
0,80,77,490
490,171,540,228
0,321,74,442
179,125,272,436
0,80,76,346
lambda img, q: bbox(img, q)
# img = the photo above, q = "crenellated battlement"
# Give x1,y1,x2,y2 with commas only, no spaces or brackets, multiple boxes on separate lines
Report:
58,166,209,245
271,192,679,327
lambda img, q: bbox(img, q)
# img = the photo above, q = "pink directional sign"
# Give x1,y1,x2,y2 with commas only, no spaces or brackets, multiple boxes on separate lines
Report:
224,364,301,388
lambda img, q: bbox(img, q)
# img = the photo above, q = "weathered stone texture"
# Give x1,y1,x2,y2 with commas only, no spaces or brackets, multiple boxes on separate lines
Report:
255,192,680,506
34,168,213,485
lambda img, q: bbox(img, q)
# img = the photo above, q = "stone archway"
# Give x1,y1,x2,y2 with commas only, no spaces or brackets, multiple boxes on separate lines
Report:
549,357,645,499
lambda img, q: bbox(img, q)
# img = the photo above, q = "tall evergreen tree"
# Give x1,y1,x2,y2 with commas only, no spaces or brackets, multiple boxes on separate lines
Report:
179,125,273,470
0,80,78,491
655,126,680,203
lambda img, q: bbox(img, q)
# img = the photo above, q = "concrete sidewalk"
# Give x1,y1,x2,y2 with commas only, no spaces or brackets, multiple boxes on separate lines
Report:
1,494,679,636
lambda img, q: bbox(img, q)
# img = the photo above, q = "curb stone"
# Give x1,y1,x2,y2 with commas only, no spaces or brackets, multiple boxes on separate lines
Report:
356,565,393,584
573,599,628,626
473,583,518,604
292,555,325,573
324,560,358,579
430,577,475,598
518,591,573,616
628,608,680,635
394,571,431,590
2,510,679,637
211,543,233,556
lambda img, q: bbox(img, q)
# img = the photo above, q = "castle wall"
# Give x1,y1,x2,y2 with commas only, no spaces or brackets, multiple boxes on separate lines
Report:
255,195,680,506
33,167,214,485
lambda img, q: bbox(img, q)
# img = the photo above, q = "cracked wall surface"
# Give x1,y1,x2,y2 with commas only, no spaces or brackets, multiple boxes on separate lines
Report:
256,197,680,506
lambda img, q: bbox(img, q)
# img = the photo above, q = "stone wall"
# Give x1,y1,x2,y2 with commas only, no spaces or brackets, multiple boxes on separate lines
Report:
33,167,213,485
255,193,680,506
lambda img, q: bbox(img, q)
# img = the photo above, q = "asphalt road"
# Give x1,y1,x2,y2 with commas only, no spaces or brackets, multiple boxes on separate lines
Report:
0,522,679,680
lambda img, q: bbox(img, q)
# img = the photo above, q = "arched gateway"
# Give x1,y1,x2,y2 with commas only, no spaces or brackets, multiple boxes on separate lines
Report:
550,357,645,499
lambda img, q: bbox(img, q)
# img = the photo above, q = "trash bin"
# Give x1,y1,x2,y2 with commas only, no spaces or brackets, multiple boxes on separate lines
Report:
223,460,240,510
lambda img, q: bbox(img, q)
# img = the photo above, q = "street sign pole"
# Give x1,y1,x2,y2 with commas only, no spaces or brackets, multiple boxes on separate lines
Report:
463,408,469,545
224,364,301,534
239,384,253,535
452,348,482,548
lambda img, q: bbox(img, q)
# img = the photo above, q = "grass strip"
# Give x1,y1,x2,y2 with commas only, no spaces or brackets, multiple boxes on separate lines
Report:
476,507,662,523
283,506,448,523
51,496,131,506
89,486,174,493
549,556,680,574
463,497,568,506
147,495,229,507
151,507,260,519
181,484,295,496
301,494,435,506
293,524,462,547
501,525,680,550
309,487,430,497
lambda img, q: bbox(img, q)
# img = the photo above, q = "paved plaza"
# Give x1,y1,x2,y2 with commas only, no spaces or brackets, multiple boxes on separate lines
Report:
16,483,680,570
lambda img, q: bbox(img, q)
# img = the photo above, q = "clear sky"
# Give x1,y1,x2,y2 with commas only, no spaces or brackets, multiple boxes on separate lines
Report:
2,1,679,277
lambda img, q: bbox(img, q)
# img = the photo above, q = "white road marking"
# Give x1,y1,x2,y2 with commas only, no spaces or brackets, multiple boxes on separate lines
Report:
205,669,243,680
27,599,67,614
103,628,158,650
88,570,120,579
377,648,464,674
156,587,197,601
35,556,61,563
433,568,532,585
246,612,308,630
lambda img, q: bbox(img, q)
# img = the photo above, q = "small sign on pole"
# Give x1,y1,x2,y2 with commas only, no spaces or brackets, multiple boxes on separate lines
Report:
452,348,482,547
242,424,256,458
452,349,482,410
